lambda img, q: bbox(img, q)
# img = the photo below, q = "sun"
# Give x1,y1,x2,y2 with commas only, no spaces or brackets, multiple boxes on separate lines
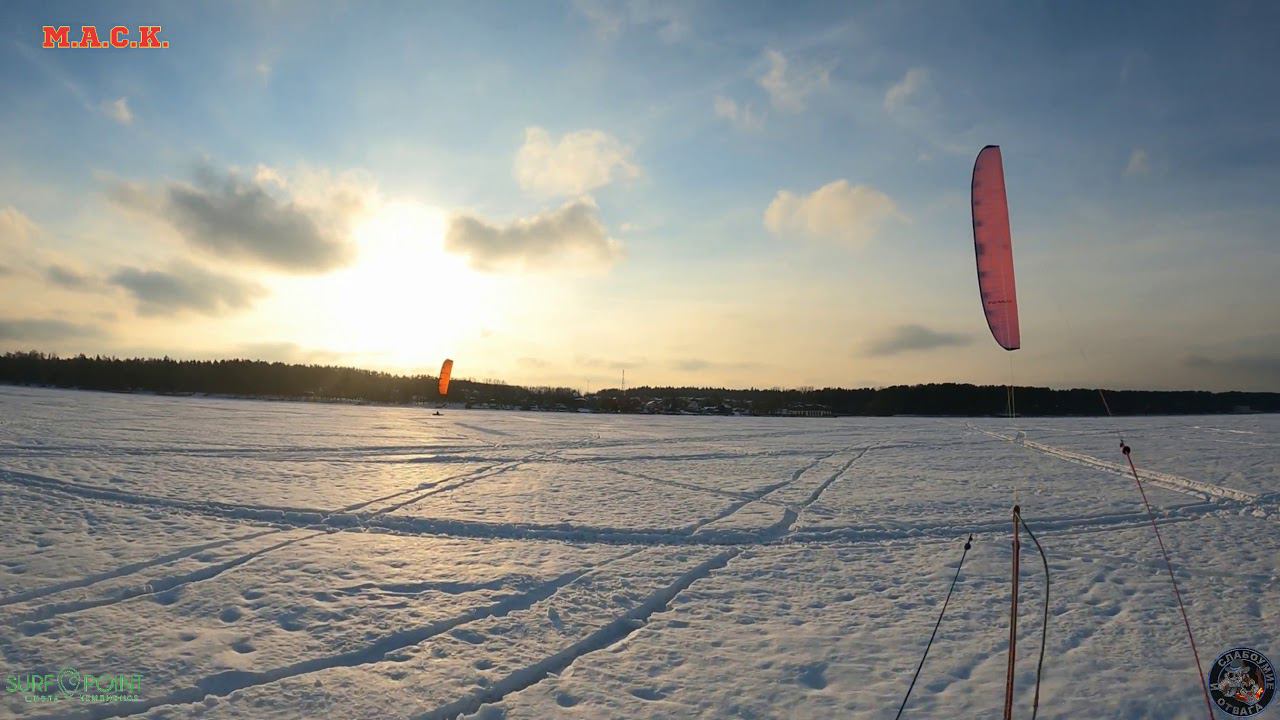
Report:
278,201,506,371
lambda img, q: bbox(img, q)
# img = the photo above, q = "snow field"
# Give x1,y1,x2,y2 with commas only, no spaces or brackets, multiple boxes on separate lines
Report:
1,386,1277,719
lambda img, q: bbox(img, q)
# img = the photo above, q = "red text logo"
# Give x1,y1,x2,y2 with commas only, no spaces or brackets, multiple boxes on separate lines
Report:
42,26,168,49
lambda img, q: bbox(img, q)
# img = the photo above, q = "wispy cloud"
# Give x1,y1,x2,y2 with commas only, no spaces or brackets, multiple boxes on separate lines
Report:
764,180,902,246
0,206,38,248
514,127,640,197
236,341,348,364
713,95,764,131
758,49,829,113
671,358,763,372
1124,148,1150,176
2,210,104,291
577,354,645,371
572,0,690,42
445,198,622,272
865,324,971,356
100,97,133,125
884,68,929,112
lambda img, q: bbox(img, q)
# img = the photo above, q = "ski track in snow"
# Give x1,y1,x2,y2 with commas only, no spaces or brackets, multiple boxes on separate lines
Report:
415,550,741,720
0,448,564,629
3,434,1264,554
685,448,845,537
2,531,323,627
0,529,277,609
71,549,649,720
971,426,1260,503
1,387,1276,720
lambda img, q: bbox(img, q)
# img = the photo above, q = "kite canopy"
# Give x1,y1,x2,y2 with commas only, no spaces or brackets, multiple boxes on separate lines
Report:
439,359,453,398
971,145,1021,351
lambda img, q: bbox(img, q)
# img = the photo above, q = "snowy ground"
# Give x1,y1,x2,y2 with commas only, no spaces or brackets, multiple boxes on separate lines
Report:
1,385,1277,719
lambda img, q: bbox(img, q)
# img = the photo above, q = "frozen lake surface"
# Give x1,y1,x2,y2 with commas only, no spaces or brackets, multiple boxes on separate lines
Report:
1,386,1277,719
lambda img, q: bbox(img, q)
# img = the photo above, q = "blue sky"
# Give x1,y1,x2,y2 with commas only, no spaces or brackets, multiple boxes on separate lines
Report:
1,0,1277,391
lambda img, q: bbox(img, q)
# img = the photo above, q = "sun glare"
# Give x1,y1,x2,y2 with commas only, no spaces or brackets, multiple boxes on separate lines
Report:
284,202,506,371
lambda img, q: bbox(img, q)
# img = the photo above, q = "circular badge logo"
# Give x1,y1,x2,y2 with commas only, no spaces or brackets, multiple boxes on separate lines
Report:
1209,648,1275,716
57,668,82,694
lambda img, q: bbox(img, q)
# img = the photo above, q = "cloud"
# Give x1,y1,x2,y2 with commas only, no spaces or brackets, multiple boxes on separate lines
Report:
103,178,159,212
713,95,764,131
110,262,267,316
866,325,971,356
100,97,133,125
1185,353,1280,389
885,68,929,111
236,342,347,364
0,208,44,276
45,264,97,290
514,127,639,197
764,180,902,246
253,164,287,189
577,354,645,371
671,358,763,372
445,199,622,272
0,207,38,248
758,50,829,113
2,209,105,291
107,165,360,273
0,318,103,342
1124,148,1150,176
572,0,689,42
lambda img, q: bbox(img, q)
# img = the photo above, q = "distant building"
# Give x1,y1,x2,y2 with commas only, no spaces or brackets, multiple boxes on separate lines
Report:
775,404,833,418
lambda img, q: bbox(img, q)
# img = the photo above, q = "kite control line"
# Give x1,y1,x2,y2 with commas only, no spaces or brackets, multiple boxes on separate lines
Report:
1002,506,1051,720
895,534,974,720
1003,506,1022,720
1099,389,1211,718
1018,513,1049,720
1122,443,1214,719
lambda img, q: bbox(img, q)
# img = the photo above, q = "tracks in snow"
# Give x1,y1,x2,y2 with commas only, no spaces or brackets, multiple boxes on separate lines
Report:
0,446,864,552
973,427,1258,503
3,437,1235,554
64,546,742,720
1,531,322,627
76,549,645,720
0,528,277,608
2,443,828,718
5,424,1264,719
787,499,1226,545
685,448,842,536
416,549,741,720
0,448,559,626
757,447,873,542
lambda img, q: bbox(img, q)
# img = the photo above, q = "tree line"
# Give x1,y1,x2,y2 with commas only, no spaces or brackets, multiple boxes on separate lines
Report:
0,351,1276,416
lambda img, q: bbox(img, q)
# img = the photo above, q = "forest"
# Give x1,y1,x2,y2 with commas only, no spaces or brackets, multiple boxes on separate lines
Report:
1,351,1276,416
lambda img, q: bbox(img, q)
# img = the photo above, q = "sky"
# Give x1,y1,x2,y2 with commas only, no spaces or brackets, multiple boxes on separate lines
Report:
1,0,1278,392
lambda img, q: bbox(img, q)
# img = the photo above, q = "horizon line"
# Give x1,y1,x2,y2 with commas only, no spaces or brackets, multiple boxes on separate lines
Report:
1,349,1276,397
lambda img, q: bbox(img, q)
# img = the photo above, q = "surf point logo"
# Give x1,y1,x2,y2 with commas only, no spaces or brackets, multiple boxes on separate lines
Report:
1208,647,1275,716
5,667,143,705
